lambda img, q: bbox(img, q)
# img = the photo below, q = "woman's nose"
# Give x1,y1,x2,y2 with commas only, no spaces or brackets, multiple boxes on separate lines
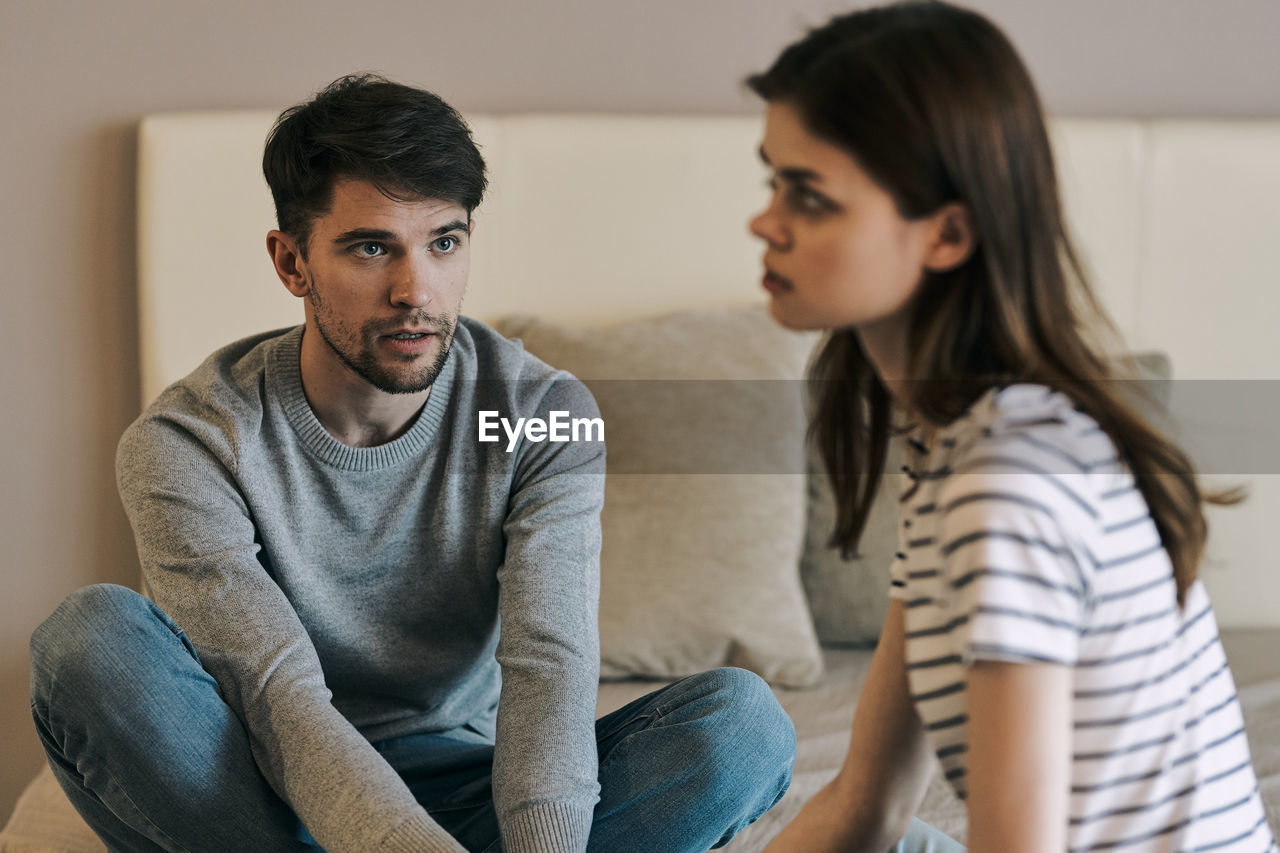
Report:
749,202,789,250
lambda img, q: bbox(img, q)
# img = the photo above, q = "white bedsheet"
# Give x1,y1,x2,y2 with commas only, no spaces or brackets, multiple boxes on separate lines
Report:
4,636,1277,851
597,635,1280,851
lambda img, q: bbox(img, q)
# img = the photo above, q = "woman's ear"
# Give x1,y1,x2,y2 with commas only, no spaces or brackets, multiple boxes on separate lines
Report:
923,203,977,273
266,230,309,297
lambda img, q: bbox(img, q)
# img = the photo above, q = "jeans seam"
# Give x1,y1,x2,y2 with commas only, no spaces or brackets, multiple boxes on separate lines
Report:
42,656,191,853
98,764,191,853
596,705,662,743
648,698,677,723
595,707,669,780
44,717,191,853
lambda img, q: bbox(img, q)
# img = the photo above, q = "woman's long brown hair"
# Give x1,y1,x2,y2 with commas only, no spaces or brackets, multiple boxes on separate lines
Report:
749,1,1239,605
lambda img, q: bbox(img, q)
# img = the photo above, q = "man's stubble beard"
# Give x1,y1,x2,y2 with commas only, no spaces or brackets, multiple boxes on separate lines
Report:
306,280,458,395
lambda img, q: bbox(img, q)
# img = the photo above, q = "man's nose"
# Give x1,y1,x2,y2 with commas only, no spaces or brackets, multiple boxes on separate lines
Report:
390,255,435,308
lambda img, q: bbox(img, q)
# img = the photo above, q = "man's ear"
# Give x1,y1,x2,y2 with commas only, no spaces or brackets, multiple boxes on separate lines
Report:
468,219,476,236
267,230,309,297
923,202,977,273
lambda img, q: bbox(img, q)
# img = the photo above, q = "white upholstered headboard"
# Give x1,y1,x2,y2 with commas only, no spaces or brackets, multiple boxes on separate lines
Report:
136,110,1280,626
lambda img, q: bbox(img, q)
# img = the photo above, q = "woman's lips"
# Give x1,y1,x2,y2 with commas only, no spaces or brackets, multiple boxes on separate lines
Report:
762,268,793,294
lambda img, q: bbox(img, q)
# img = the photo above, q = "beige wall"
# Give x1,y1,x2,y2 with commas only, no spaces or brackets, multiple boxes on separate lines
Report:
3,0,1278,825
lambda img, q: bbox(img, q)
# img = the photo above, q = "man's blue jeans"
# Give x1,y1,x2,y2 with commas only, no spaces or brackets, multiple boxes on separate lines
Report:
29,584,795,852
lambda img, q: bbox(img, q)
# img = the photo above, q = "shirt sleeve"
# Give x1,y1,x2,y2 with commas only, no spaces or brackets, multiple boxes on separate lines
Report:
936,456,1095,668
117,395,466,853
490,375,605,853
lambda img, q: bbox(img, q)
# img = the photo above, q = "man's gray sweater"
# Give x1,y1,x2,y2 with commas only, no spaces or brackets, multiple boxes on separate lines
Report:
116,319,605,852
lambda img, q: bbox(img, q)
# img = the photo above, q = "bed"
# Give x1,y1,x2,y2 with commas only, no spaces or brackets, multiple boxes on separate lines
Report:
3,110,1278,851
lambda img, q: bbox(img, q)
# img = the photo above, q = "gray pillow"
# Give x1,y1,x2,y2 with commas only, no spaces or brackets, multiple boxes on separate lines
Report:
494,306,826,687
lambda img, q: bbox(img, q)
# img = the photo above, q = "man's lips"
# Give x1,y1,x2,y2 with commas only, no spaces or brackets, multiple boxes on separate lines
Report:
383,329,437,339
377,318,444,339
380,328,438,355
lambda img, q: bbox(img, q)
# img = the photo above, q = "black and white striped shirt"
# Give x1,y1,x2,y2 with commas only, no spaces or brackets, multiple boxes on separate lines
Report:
890,384,1275,851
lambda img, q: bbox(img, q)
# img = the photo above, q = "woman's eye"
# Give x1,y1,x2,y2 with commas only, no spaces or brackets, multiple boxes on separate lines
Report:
788,185,830,214
765,175,832,215
434,236,458,253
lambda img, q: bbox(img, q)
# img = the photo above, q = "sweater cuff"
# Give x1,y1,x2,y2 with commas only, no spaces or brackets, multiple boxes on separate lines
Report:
502,801,595,853
379,813,468,853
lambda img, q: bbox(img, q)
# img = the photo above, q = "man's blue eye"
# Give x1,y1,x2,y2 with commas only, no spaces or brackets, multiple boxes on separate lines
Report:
357,242,383,256
435,236,457,252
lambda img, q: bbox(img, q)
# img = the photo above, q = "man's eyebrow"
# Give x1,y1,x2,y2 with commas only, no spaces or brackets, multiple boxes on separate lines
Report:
331,221,469,245
331,228,395,244
431,220,470,237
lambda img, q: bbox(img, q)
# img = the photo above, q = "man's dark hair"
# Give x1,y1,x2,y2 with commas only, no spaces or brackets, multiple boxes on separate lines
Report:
263,73,487,256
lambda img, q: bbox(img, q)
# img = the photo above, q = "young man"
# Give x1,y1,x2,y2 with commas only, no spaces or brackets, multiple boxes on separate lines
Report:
30,75,794,853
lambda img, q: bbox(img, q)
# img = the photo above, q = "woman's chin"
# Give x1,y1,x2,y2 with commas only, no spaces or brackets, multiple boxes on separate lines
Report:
766,298,835,333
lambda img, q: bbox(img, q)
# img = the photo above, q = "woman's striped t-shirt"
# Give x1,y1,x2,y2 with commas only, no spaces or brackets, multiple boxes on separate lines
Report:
890,383,1275,851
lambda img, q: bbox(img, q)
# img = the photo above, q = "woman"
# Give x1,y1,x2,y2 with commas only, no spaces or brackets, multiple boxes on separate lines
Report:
747,3,1277,851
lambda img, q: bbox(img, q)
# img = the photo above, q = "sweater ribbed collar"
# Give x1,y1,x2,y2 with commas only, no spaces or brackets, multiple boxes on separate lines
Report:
268,325,458,472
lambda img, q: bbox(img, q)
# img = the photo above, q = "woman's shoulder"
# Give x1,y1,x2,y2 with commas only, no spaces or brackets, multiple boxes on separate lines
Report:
946,383,1120,475
925,383,1132,532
